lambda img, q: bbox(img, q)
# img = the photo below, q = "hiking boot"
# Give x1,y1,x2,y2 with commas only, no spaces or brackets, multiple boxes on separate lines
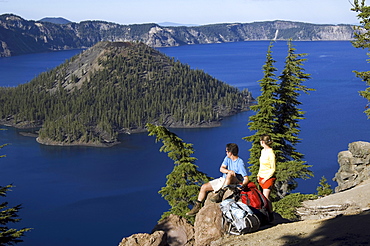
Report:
210,188,226,203
186,201,202,216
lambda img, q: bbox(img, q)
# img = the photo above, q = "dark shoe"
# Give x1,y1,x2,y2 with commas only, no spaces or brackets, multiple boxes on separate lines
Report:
186,201,202,216
210,188,226,203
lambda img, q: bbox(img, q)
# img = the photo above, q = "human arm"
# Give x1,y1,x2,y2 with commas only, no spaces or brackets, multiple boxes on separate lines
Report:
220,165,235,175
241,175,249,189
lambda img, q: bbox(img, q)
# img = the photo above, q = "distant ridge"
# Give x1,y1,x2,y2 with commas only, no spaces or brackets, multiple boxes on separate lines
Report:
0,13,359,57
38,17,71,24
158,22,199,27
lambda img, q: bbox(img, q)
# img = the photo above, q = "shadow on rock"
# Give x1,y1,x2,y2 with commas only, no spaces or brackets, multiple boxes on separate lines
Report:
281,210,370,246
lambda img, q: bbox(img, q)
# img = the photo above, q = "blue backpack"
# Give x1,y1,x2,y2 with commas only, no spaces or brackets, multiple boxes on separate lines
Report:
220,199,260,235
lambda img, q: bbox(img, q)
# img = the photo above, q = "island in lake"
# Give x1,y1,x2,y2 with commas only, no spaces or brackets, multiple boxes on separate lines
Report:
0,41,254,147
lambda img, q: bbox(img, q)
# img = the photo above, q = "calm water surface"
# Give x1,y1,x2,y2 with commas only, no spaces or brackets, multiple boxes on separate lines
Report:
0,41,369,246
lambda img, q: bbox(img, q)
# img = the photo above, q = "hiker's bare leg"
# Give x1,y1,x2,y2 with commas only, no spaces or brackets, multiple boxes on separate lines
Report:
224,171,240,186
263,188,273,212
263,188,271,200
187,184,213,216
198,182,214,202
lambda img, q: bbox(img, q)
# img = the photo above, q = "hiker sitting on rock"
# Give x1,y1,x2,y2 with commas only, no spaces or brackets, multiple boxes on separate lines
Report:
186,143,249,216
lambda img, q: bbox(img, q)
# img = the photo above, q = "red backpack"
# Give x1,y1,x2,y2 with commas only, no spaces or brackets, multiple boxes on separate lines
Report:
240,182,266,209
240,182,273,224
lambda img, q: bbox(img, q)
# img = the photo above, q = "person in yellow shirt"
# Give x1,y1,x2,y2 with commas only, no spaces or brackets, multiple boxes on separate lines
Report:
257,134,276,200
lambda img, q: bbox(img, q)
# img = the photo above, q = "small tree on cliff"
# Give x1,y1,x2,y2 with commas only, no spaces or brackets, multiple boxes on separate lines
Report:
146,123,210,222
316,176,333,196
0,141,32,245
351,0,370,118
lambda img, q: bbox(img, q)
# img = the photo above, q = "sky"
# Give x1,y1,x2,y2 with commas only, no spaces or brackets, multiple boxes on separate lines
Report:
0,0,362,25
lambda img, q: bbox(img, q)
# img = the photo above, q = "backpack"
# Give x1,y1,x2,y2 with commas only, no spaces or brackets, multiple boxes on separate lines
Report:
240,182,273,225
220,199,260,235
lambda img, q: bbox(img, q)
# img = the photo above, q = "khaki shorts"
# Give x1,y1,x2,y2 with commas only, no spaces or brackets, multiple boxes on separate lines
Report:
209,177,226,192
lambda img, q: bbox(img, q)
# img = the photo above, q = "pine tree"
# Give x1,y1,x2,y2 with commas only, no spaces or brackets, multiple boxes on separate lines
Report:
0,42,251,145
316,176,333,197
146,123,210,222
0,140,32,245
244,41,314,200
273,40,314,198
351,0,370,118
243,42,280,180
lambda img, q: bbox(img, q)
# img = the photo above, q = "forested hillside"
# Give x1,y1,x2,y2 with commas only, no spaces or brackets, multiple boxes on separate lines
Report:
0,41,253,146
0,14,357,57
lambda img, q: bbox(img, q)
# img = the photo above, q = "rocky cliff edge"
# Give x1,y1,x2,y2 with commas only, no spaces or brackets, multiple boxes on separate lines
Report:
118,141,370,246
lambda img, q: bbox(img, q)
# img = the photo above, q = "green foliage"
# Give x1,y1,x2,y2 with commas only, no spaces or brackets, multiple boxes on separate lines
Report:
0,42,251,145
272,193,317,220
146,123,210,223
243,42,279,182
316,176,333,196
273,176,332,221
351,0,370,118
244,41,314,200
273,41,314,198
0,143,32,245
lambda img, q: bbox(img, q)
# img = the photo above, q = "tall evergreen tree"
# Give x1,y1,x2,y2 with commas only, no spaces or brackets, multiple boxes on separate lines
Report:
351,0,370,118
273,41,314,198
244,41,314,200
243,42,280,180
0,140,32,245
146,123,210,222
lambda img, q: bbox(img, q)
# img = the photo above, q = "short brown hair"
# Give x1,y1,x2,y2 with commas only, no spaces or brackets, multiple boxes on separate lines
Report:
226,143,239,156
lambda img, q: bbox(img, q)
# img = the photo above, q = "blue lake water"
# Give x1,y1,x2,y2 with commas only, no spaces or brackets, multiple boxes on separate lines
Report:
0,41,369,246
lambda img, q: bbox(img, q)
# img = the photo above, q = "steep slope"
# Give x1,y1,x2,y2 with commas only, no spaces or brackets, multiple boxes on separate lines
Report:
0,41,253,146
0,14,357,57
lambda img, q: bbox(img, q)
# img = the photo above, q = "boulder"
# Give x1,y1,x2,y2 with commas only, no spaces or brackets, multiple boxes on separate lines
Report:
119,214,195,246
118,191,232,246
348,141,370,158
152,214,195,246
194,202,224,246
333,141,370,192
118,231,166,246
296,179,370,220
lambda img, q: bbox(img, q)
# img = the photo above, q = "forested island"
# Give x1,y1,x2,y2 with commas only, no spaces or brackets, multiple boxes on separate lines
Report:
0,41,253,146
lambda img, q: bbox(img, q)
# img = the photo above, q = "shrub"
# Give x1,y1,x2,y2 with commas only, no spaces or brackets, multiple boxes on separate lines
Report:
273,193,317,220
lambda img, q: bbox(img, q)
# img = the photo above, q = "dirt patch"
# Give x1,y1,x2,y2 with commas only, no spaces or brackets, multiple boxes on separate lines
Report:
211,211,370,246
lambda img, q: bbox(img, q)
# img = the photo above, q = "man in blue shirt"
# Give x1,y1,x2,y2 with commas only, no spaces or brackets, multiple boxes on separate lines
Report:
186,143,249,216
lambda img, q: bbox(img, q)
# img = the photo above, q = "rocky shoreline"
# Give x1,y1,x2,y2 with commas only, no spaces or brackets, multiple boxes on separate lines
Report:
0,117,226,148
35,137,120,148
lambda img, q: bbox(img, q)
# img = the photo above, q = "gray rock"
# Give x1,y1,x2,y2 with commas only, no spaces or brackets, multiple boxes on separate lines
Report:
334,141,370,192
194,202,224,246
118,231,167,246
152,214,195,246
